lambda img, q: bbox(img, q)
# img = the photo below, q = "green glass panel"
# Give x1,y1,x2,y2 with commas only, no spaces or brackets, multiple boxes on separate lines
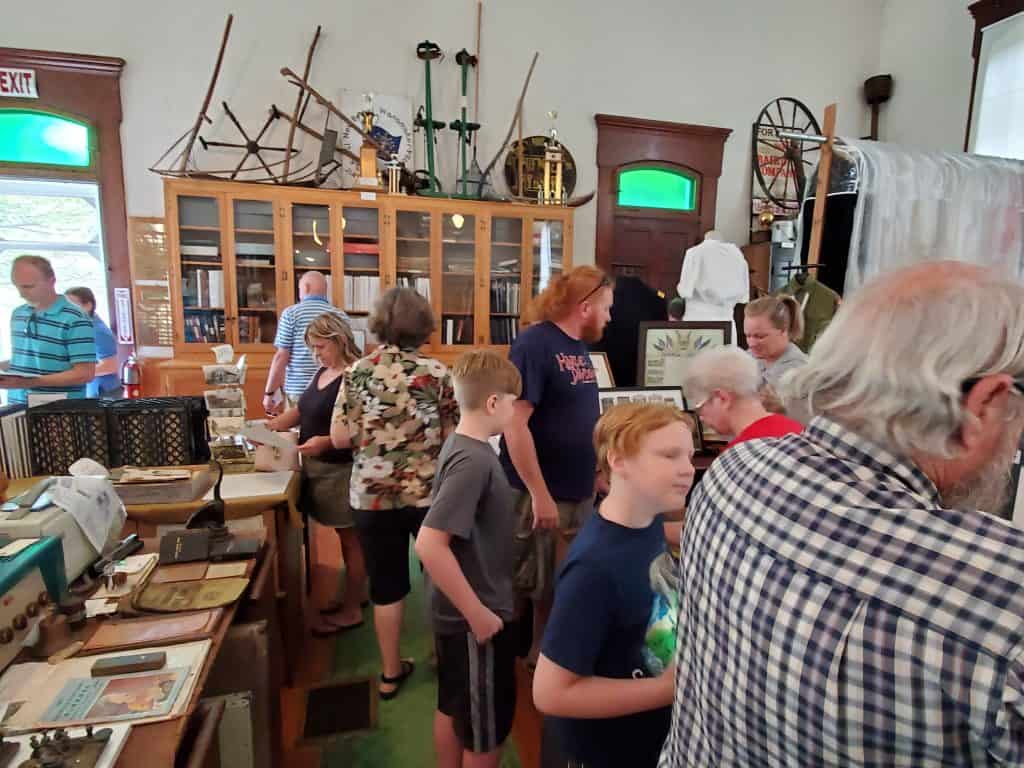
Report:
617,168,696,210
0,111,90,167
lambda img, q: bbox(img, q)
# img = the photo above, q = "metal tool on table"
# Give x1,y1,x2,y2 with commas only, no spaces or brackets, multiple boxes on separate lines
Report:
19,727,113,768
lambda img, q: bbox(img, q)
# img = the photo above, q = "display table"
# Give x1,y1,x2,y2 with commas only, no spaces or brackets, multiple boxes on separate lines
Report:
6,471,305,687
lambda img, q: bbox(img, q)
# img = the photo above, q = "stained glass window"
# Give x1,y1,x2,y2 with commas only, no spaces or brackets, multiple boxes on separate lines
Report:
0,110,91,167
617,167,697,211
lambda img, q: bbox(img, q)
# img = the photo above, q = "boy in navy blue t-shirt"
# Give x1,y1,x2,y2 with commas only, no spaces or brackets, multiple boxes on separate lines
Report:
532,402,696,768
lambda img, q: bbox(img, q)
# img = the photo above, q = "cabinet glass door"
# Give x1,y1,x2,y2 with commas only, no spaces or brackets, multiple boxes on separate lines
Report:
177,195,225,345
441,212,475,346
341,206,382,349
291,203,332,304
490,217,523,345
233,199,277,344
531,219,564,298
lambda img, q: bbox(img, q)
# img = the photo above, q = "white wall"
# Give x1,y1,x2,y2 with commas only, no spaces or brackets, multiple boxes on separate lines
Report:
2,0,885,262
877,0,975,152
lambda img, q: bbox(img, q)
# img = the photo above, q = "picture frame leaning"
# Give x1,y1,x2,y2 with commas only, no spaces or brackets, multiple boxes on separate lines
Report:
637,321,732,394
595,385,702,452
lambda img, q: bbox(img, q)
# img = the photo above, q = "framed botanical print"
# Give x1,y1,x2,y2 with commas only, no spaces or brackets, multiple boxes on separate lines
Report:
588,352,615,389
637,322,732,393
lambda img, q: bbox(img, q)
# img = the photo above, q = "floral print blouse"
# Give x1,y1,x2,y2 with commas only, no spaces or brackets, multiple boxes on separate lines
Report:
332,344,458,511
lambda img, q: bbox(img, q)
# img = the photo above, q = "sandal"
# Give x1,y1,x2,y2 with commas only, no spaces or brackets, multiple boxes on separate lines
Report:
379,658,415,700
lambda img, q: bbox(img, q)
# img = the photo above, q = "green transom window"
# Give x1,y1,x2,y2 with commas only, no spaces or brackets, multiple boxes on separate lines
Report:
0,110,91,167
617,168,696,211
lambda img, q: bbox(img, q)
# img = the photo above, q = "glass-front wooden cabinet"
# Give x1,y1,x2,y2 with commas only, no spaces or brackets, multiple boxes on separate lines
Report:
164,179,574,359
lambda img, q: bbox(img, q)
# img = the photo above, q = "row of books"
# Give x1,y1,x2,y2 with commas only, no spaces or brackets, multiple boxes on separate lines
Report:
396,276,431,300
0,405,31,479
489,317,521,345
182,269,225,309
180,244,220,263
344,275,381,313
442,316,474,345
184,310,226,343
490,279,520,314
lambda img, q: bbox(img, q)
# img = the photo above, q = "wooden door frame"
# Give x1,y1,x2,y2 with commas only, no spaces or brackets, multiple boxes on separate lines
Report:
0,47,128,350
594,114,731,279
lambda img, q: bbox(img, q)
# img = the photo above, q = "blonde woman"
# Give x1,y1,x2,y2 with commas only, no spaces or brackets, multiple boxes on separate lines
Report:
743,295,808,392
266,312,366,636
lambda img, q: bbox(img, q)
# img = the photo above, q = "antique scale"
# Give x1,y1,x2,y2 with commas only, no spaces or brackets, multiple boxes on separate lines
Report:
355,93,382,190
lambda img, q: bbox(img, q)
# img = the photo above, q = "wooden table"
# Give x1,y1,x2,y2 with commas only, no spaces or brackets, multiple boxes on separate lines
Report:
113,535,276,767
6,471,305,686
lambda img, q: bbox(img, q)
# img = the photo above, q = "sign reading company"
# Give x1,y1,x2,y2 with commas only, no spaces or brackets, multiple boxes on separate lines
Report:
0,68,38,98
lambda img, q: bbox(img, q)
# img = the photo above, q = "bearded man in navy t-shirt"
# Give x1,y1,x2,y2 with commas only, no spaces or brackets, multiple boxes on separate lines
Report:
499,265,613,663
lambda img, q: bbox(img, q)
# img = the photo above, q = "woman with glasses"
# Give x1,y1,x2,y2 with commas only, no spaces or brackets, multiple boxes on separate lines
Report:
743,295,808,392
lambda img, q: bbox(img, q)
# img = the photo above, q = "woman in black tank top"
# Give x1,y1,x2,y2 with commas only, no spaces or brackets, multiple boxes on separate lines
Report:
266,312,366,635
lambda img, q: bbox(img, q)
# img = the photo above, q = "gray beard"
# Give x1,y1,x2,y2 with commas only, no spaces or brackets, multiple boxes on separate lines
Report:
940,424,1020,514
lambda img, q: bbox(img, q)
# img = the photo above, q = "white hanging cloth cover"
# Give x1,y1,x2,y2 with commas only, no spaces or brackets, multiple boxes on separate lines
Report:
842,138,1024,294
677,232,750,336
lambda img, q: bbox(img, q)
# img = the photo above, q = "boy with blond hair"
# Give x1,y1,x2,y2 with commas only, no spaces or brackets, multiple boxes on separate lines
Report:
533,402,696,768
415,350,523,767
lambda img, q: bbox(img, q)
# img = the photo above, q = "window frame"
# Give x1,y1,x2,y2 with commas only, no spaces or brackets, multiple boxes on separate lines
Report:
964,0,1024,151
614,162,701,213
0,108,97,174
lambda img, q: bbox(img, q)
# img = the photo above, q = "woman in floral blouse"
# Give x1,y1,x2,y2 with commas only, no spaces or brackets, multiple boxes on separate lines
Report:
331,287,457,699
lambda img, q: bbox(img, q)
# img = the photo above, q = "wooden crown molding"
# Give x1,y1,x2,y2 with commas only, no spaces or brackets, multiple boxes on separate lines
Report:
595,113,732,140
968,0,1024,54
0,47,125,76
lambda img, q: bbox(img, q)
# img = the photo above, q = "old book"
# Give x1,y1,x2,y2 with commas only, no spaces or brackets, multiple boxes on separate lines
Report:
80,609,222,655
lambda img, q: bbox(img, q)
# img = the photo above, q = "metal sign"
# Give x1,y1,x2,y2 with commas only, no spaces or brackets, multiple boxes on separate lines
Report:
0,69,38,99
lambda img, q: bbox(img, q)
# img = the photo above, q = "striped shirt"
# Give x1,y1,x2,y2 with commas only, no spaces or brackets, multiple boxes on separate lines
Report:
8,297,96,404
272,296,348,396
659,417,1024,767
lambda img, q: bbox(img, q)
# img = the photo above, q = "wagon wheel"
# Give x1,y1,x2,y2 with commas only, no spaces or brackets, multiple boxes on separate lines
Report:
752,97,821,211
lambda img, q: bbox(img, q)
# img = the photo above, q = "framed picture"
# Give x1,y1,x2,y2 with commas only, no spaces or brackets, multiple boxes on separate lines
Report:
589,352,615,389
637,322,732,392
683,410,706,453
597,386,685,414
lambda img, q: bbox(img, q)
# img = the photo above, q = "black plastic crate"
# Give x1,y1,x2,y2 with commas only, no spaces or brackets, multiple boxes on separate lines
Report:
107,397,210,467
27,399,112,475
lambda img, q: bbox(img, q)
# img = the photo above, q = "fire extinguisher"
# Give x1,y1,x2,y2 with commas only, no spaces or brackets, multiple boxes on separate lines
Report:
121,354,141,399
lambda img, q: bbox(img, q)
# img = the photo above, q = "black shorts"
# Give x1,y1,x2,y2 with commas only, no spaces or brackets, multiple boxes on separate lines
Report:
436,622,518,754
352,507,427,605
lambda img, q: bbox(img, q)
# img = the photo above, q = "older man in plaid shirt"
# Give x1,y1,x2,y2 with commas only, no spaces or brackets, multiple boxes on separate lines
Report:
660,261,1024,766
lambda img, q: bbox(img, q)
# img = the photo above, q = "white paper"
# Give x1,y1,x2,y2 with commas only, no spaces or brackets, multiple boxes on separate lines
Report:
85,599,119,618
0,370,38,379
0,539,39,557
27,393,66,407
238,423,293,451
47,477,125,556
203,471,293,501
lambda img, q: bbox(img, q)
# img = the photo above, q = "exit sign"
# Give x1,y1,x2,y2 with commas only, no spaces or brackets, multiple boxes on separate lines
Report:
0,69,38,98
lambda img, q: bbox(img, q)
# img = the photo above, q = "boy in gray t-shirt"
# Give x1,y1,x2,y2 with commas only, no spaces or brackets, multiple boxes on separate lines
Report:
415,350,522,767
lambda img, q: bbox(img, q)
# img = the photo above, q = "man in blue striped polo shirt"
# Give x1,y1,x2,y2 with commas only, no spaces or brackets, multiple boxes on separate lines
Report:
263,271,349,413
0,255,96,404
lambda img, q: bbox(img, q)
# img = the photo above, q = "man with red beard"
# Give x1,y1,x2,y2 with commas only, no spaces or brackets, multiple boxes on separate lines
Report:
499,265,613,665
660,261,1024,768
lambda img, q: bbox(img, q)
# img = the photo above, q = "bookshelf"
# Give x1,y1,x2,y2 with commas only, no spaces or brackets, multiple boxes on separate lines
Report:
163,178,574,361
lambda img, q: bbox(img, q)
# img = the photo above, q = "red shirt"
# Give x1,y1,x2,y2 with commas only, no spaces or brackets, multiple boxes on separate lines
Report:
725,414,803,449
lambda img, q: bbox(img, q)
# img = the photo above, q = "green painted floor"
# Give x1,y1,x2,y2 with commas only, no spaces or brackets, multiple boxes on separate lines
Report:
321,553,521,767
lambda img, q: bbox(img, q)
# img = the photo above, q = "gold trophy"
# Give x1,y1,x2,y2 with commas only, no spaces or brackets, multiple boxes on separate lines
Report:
540,110,565,206
356,92,381,189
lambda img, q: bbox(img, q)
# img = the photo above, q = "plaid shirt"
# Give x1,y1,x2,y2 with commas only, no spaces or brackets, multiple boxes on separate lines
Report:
659,417,1024,767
